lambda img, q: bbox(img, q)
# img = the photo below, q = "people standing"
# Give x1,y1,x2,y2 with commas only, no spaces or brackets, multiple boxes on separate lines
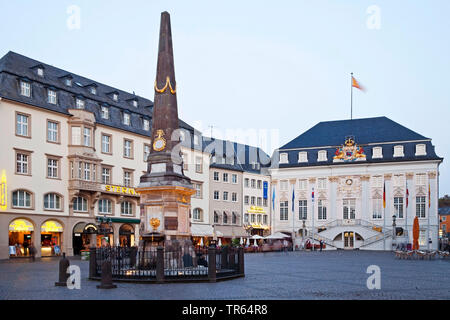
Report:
319,240,323,252
29,243,36,262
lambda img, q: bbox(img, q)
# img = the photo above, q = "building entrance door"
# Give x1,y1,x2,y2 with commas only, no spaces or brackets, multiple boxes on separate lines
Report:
343,199,356,220
344,232,354,248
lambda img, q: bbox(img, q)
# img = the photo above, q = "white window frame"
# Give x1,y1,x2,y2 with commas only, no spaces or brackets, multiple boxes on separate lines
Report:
73,197,88,212
372,147,383,159
102,134,111,153
415,144,426,156
279,153,288,164
16,114,29,136
47,121,58,142
48,89,57,104
298,151,308,163
12,190,32,208
44,193,61,210
317,150,327,162
393,145,404,158
121,201,133,216
83,127,91,147
101,106,109,119
47,158,58,178
98,199,112,214
16,153,29,174
20,81,31,97
76,98,85,109
123,113,130,125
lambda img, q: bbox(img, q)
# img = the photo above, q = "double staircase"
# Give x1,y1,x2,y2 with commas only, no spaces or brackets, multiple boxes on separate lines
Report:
307,219,399,249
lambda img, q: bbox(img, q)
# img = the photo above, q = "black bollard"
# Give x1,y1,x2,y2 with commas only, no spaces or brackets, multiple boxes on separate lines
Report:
96,260,117,289
55,252,70,287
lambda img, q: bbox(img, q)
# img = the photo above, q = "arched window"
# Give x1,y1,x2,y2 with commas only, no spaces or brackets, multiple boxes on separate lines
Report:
214,211,219,224
73,197,87,212
232,212,237,224
44,193,62,210
193,208,202,221
223,212,228,224
98,199,112,214
121,201,133,215
12,190,32,208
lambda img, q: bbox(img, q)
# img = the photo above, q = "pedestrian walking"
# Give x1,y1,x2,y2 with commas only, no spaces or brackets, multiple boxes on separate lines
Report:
29,243,36,262
319,240,323,252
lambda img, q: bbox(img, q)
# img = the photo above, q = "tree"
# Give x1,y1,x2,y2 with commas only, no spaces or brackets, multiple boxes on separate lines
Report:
439,195,450,208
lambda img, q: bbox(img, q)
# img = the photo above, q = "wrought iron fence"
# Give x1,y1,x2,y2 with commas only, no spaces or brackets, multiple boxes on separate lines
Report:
90,245,244,282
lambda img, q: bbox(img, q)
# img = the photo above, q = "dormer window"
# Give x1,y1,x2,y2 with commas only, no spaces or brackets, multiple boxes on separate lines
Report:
101,106,109,119
143,118,150,131
415,144,426,156
194,135,199,145
76,98,85,109
298,151,308,163
133,100,138,107
123,113,130,125
37,68,44,77
318,150,327,162
113,93,118,101
90,87,97,95
48,89,57,104
66,78,72,86
20,80,31,97
393,145,404,157
372,147,383,159
279,153,288,164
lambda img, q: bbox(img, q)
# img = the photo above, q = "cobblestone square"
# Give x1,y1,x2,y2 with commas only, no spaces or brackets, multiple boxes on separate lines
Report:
0,251,449,300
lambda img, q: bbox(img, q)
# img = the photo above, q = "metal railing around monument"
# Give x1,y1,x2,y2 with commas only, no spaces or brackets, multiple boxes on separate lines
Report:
89,245,244,283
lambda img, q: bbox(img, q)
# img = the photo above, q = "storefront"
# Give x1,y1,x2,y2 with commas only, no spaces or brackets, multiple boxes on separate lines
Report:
8,218,34,257
72,222,98,255
40,220,63,257
119,224,134,247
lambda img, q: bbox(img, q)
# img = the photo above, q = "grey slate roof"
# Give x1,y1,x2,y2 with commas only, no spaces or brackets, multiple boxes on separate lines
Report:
280,117,429,150
273,117,442,168
0,51,194,136
439,207,450,215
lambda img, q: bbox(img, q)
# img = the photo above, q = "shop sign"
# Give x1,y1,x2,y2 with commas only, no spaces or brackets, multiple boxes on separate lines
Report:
0,170,7,211
9,219,34,232
105,184,138,195
41,221,63,233
248,206,265,214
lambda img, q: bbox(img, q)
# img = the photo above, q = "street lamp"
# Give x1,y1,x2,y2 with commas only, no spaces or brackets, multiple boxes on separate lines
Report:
392,214,397,250
96,215,113,245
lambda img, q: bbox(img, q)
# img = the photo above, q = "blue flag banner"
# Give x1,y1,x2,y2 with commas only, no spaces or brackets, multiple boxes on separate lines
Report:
272,187,275,210
263,181,268,199
292,187,295,212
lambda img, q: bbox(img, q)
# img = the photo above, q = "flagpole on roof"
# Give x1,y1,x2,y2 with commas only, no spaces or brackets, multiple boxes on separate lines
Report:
350,72,353,120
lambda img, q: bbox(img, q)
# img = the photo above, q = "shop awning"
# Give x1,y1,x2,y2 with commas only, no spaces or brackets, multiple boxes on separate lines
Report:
110,218,140,224
215,225,249,238
41,220,63,233
191,223,214,237
9,219,34,232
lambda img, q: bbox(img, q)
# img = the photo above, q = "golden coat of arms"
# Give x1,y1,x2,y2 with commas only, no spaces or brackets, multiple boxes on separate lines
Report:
333,137,366,162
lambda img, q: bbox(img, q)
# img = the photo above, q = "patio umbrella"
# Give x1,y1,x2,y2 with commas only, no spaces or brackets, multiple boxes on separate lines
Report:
251,235,264,239
240,237,243,245
218,238,222,247
200,237,204,247
253,239,258,246
412,216,420,250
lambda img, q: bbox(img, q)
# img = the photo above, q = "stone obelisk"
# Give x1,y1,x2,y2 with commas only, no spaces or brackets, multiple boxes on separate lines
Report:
136,12,194,248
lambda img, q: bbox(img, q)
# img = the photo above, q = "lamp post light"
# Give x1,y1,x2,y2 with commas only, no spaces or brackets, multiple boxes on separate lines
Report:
96,215,113,246
302,218,306,250
392,214,397,250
